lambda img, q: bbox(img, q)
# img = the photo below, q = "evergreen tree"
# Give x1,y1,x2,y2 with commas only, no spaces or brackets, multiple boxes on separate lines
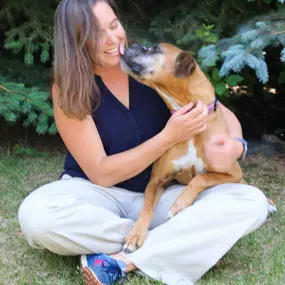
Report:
0,0,284,134
199,11,285,83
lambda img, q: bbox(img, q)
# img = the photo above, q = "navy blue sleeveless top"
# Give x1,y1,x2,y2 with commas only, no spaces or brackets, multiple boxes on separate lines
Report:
62,75,171,193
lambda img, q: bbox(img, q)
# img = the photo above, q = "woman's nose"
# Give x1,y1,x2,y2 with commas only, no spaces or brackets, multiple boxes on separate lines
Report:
105,30,117,45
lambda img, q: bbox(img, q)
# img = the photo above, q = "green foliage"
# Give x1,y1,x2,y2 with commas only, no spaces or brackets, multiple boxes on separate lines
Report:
0,0,57,134
12,144,49,157
195,26,244,97
195,24,219,45
1,0,56,67
226,75,244,86
199,12,285,83
0,0,284,135
138,0,284,95
204,68,244,97
0,77,56,135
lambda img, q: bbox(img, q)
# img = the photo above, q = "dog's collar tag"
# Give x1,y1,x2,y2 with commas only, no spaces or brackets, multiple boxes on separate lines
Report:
207,97,219,114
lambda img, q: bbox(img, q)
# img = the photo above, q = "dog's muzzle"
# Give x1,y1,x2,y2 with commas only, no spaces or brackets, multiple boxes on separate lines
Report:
120,43,162,76
120,43,146,75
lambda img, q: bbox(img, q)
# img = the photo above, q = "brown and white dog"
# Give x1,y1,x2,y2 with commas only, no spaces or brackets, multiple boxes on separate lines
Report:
120,43,276,253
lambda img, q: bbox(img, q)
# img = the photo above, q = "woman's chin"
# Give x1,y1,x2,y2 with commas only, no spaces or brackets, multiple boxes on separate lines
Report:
105,58,122,68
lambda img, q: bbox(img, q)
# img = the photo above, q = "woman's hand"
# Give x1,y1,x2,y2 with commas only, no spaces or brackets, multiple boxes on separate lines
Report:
162,100,208,145
204,134,244,172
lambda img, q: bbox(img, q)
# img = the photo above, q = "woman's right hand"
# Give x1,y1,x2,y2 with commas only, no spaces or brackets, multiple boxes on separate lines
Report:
162,100,208,145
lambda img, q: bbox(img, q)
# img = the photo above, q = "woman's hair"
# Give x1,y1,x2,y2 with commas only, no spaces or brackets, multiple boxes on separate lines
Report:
53,0,120,120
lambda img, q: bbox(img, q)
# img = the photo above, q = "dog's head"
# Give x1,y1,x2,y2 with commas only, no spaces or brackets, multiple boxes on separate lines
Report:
120,43,197,109
121,43,197,80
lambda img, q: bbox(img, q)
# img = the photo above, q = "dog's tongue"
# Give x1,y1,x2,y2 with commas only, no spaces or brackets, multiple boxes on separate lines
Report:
119,45,124,55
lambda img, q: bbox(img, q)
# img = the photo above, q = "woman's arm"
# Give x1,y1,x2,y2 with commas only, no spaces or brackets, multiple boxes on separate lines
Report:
53,85,208,187
221,104,244,160
204,104,245,172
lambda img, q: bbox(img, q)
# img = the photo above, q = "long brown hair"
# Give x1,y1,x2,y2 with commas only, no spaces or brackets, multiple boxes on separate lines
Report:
53,0,120,120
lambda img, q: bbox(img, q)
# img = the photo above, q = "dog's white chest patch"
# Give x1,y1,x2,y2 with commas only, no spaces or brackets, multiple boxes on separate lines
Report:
173,140,205,173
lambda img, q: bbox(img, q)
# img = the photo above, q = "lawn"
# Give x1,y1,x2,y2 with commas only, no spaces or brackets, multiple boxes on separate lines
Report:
0,150,284,285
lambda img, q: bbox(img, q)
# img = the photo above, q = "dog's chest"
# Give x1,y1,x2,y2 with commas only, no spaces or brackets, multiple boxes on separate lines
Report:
172,140,205,174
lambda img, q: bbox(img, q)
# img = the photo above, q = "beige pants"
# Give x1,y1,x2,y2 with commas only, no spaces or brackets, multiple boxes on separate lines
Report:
18,175,269,285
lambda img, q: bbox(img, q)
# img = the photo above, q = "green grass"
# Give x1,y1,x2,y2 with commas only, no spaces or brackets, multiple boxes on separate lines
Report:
0,151,284,285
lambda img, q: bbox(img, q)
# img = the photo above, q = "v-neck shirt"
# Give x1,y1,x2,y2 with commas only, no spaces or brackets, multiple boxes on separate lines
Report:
62,75,171,193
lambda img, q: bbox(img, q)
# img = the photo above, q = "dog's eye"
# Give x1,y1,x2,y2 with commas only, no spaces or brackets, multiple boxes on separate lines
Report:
147,47,155,54
148,44,159,54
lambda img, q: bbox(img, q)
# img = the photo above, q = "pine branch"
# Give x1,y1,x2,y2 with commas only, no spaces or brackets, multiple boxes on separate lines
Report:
0,82,56,134
199,12,285,83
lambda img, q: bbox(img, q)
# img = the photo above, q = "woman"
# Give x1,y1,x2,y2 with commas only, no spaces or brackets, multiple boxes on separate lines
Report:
18,0,269,284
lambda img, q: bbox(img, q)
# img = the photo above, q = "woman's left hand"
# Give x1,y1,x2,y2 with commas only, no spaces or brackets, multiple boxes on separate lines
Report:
204,134,243,172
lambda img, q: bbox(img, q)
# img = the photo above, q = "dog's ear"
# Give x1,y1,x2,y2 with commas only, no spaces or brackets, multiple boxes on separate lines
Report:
174,51,196,78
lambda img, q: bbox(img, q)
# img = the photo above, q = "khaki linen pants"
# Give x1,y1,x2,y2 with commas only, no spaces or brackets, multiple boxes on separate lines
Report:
18,174,269,285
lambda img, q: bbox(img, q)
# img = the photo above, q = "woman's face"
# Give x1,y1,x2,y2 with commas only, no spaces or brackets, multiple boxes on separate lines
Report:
93,1,126,68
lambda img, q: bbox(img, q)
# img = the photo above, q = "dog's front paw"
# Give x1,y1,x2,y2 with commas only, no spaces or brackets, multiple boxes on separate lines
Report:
169,190,196,218
123,242,137,254
169,199,188,218
169,198,194,218
123,224,148,254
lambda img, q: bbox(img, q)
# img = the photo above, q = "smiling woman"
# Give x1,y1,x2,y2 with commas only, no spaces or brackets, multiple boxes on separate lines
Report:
92,2,125,64
53,0,125,119
17,1,270,285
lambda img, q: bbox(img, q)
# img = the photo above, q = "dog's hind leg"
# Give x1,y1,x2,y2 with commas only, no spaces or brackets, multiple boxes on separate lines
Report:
169,172,241,218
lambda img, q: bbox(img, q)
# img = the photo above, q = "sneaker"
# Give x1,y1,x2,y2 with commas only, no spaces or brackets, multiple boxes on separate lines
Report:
80,253,127,285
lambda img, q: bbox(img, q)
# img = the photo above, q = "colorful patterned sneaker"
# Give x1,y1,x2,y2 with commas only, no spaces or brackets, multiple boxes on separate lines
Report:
80,253,127,285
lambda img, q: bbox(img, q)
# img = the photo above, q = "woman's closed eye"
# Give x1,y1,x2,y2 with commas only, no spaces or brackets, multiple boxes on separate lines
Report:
110,19,118,29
